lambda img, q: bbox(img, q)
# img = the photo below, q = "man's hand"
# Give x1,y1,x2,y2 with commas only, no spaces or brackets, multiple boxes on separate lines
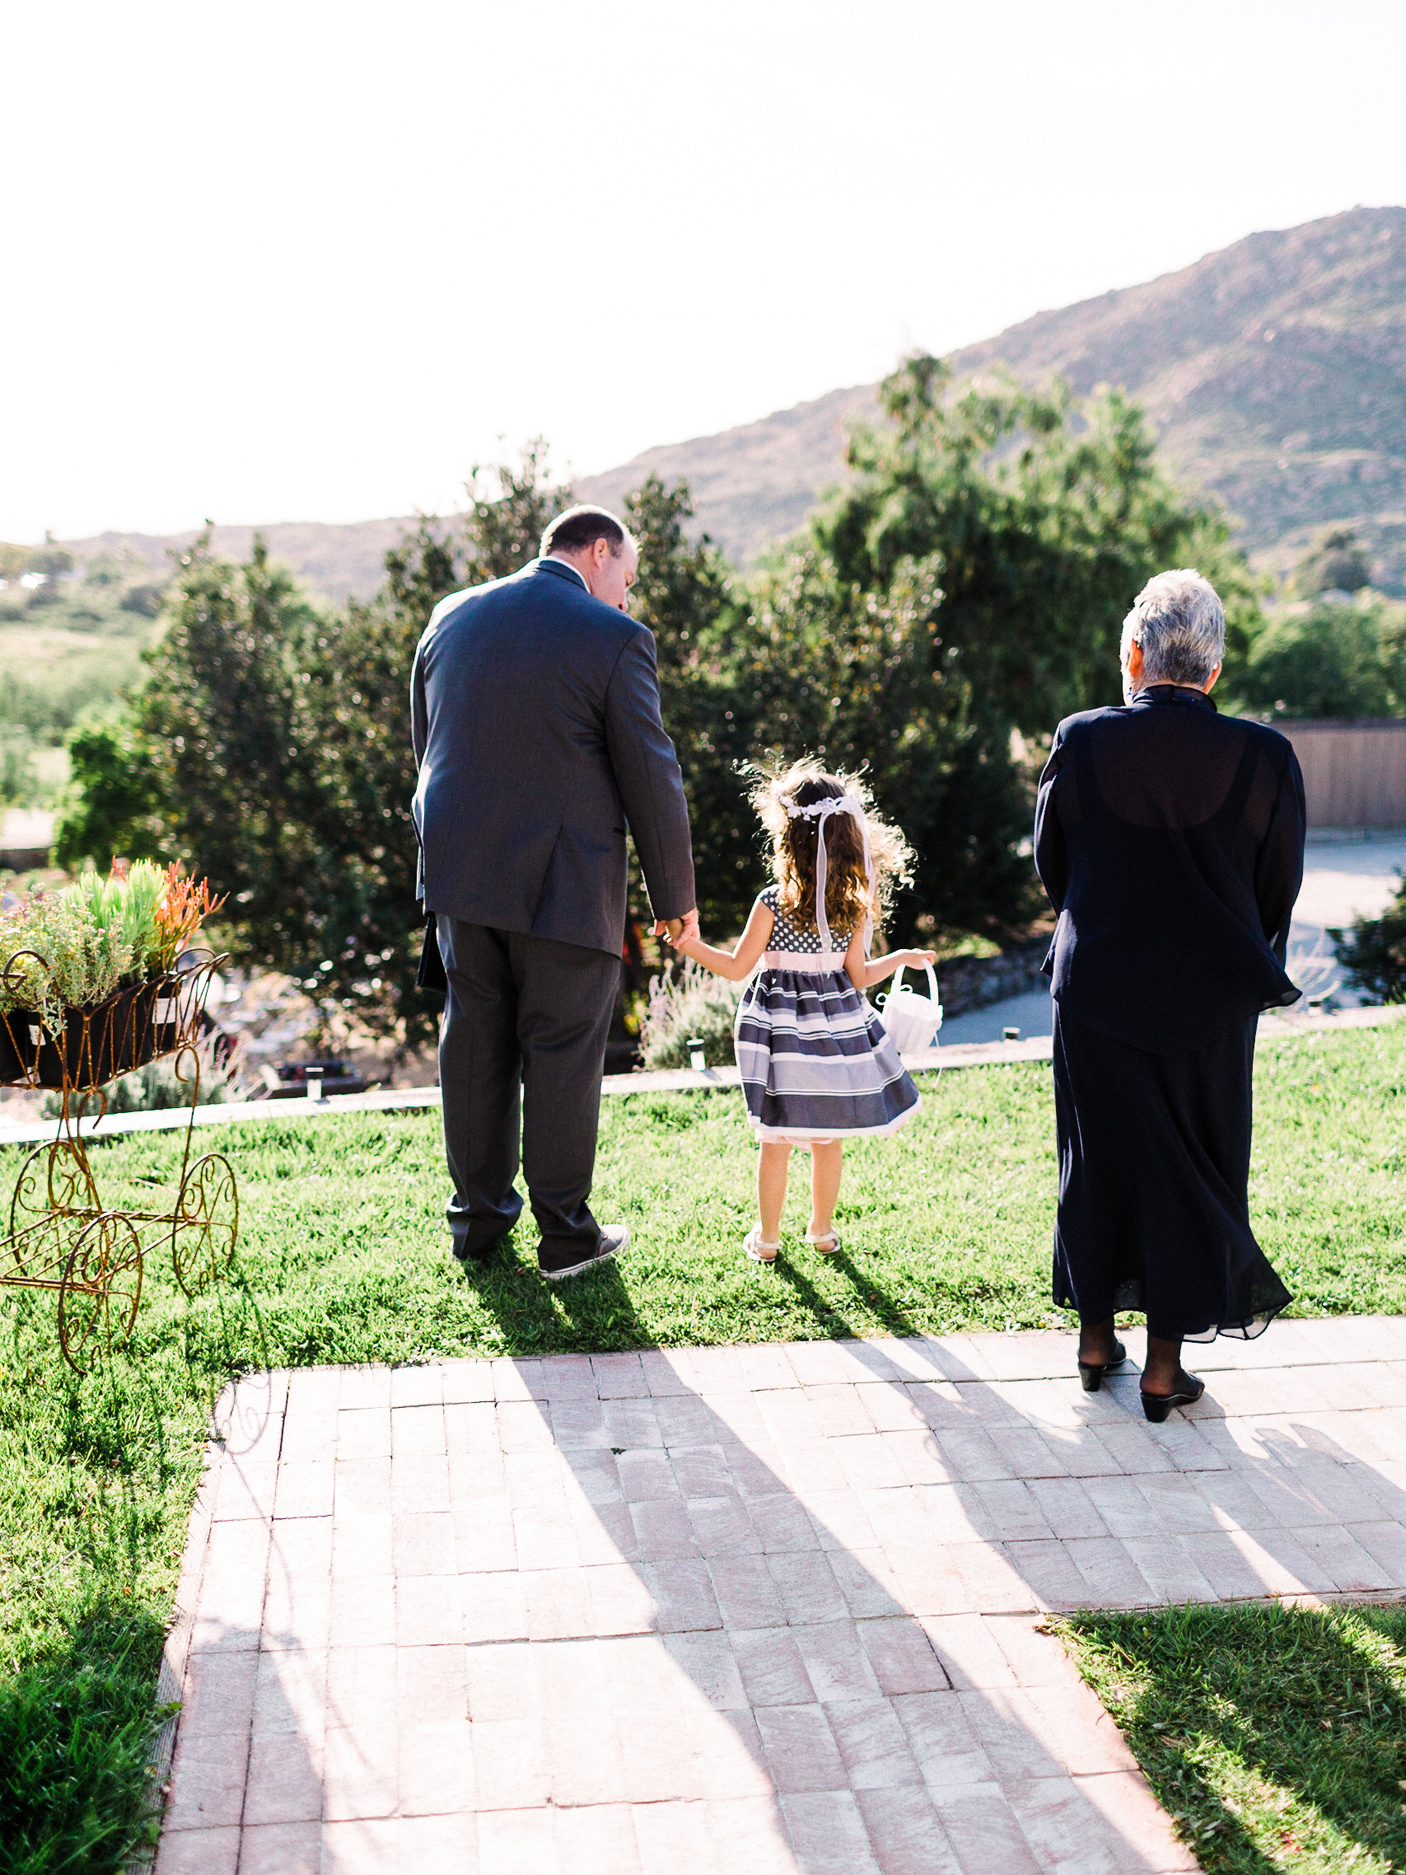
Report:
654,909,701,946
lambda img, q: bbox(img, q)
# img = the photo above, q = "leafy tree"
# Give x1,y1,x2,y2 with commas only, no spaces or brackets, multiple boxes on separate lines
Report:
0,732,34,808
620,476,745,932
83,553,130,589
721,544,1033,939
57,534,357,1007
816,354,1256,737
1230,595,1406,720
127,536,329,963
119,582,166,618
459,439,568,584
52,720,165,870
1293,526,1372,598
25,541,74,578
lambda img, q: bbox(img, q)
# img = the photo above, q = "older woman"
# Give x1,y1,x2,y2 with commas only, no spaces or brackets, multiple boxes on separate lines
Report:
1034,570,1305,1420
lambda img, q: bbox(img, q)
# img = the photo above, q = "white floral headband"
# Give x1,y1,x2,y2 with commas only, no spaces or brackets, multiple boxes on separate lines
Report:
777,792,873,954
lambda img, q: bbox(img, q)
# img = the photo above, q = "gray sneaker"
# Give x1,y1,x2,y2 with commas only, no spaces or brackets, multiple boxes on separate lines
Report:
540,1224,629,1281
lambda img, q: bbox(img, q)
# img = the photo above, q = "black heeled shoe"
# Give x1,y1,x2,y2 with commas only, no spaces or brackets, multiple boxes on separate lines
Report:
1076,1338,1127,1392
1140,1373,1205,1423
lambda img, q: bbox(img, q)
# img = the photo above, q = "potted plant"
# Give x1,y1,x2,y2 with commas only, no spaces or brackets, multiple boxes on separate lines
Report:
0,863,225,1091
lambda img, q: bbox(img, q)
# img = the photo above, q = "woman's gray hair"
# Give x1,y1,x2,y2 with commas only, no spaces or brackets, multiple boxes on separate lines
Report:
1120,569,1225,687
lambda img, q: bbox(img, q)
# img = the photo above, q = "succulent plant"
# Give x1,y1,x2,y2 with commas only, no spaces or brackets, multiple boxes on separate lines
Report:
0,863,223,1022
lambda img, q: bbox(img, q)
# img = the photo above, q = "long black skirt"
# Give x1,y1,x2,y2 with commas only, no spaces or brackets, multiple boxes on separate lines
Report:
1051,1005,1291,1342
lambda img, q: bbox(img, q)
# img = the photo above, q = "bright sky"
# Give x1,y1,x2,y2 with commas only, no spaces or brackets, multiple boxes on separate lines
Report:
6,0,1406,543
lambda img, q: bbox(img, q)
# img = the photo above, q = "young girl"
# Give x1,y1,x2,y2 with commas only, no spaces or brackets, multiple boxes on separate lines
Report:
672,760,936,1263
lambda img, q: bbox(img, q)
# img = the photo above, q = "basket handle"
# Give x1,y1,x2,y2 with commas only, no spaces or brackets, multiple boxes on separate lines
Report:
889,962,940,1002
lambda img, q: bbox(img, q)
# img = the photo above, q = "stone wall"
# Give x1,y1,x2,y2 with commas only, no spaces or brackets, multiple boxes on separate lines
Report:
938,936,1050,1016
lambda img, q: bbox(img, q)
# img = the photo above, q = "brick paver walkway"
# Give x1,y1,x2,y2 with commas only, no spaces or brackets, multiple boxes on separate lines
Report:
155,1317,1406,1873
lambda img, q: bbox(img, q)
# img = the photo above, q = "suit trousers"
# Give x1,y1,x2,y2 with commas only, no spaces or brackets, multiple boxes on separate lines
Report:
436,917,621,1268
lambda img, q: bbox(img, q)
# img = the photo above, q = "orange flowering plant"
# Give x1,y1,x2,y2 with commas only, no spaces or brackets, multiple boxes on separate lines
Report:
0,859,226,1020
151,863,226,974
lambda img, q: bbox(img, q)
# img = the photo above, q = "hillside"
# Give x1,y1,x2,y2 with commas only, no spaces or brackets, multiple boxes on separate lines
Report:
46,205,1406,594
947,204,1406,589
582,204,1406,582
51,517,415,607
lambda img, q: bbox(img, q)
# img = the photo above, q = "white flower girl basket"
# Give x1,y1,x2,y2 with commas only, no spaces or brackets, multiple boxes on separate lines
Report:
878,962,943,1054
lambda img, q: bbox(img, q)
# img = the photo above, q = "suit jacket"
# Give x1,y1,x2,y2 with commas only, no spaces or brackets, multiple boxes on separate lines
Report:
411,557,695,956
1034,685,1306,1055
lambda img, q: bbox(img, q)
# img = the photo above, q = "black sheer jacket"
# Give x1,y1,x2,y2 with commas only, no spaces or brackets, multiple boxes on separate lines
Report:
1034,685,1307,1056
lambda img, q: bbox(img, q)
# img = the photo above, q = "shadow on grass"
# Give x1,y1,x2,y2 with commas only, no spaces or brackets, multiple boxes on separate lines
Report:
0,1605,171,1875
549,1258,650,1348
181,1255,275,1383
458,1221,928,1361
1062,1600,1406,1873
453,1230,653,1357
777,1248,925,1343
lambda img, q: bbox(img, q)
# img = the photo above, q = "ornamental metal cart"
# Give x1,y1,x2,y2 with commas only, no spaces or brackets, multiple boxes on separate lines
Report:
0,953,238,1373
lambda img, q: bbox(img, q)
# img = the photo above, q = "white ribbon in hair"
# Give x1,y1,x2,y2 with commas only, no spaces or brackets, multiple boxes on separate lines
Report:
782,793,874,954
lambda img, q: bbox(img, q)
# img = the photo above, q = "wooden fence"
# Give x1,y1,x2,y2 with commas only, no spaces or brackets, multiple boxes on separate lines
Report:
1276,719,1406,831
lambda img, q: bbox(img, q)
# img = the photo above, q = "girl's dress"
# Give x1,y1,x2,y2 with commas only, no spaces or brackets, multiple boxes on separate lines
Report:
735,886,921,1145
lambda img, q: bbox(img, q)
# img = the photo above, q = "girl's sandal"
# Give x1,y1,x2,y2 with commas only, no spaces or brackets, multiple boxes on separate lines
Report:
744,1228,780,1265
807,1227,842,1256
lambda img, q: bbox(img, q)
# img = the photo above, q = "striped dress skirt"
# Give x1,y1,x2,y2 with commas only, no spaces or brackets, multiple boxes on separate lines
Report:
734,948,922,1145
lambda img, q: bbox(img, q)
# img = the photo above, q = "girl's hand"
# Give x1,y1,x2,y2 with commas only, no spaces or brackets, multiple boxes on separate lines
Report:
898,948,937,968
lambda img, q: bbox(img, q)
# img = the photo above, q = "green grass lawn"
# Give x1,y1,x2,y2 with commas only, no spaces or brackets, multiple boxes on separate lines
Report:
1061,1602,1406,1875
2,1019,1405,1871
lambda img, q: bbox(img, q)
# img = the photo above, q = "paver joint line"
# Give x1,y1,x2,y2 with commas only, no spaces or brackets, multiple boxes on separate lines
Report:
158,1317,1406,1873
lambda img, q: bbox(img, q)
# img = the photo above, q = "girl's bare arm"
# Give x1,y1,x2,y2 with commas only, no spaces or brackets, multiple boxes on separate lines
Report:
845,927,937,992
673,901,775,982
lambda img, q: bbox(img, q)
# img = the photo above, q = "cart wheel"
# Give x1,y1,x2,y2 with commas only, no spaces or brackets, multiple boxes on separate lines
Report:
9,1139,100,1271
171,1153,238,1297
58,1213,143,1375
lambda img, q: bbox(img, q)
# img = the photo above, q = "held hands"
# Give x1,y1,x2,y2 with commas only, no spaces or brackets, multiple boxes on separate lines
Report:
653,909,701,949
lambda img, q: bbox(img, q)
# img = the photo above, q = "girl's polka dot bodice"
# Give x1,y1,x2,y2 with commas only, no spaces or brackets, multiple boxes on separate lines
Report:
758,885,853,954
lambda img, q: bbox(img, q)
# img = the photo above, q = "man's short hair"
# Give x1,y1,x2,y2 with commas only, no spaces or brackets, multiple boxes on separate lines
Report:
1121,569,1226,687
541,505,632,559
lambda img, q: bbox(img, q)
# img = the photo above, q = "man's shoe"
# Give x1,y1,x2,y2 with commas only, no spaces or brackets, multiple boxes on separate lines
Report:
540,1225,629,1281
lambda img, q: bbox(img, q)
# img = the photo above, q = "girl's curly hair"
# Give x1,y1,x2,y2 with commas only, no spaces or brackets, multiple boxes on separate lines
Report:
749,757,913,939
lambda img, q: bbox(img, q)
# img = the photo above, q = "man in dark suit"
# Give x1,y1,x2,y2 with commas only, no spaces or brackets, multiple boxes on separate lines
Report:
411,505,697,1278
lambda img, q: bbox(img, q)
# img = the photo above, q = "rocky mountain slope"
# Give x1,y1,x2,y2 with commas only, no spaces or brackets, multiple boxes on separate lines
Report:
54,205,1406,594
